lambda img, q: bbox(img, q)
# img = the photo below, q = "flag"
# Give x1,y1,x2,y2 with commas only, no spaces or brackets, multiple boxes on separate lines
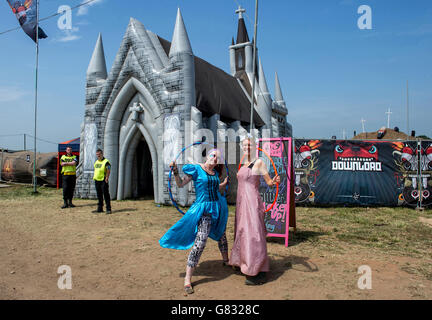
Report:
6,0,47,42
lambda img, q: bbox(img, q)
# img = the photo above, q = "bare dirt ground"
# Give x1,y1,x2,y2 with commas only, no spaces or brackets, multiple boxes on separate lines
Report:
0,186,431,300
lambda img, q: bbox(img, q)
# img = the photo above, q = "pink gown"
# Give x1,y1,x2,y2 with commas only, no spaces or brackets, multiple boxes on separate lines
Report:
229,162,270,276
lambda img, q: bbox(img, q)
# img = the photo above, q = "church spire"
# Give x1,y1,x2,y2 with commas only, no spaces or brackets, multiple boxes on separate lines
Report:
258,58,269,94
169,8,193,57
87,33,107,81
235,5,249,44
274,72,284,102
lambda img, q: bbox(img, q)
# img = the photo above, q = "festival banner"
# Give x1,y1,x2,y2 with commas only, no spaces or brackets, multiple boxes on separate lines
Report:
420,140,432,208
293,139,432,207
6,0,47,42
258,138,295,247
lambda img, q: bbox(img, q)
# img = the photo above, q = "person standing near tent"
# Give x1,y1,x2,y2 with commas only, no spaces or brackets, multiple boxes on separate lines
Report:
60,146,77,209
159,149,229,294
229,136,280,285
93,149,112,214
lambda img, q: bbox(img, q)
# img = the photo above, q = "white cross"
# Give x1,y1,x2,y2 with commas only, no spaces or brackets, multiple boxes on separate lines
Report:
386,107,392,128
130,102,144,122
235,5,246,19
361,118,366,133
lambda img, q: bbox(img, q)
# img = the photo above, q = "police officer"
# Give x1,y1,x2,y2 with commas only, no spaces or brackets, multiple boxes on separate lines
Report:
93,149,112,214
60,146,77,209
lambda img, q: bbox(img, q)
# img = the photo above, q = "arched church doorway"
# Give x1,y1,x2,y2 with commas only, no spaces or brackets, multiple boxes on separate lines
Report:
131,138,154,199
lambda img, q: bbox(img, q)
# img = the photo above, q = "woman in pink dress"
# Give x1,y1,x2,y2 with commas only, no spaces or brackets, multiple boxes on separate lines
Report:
229,137,280,285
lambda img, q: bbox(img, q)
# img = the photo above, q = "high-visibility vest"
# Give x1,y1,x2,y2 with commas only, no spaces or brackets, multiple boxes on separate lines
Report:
93,158,110,181
60,155,77,175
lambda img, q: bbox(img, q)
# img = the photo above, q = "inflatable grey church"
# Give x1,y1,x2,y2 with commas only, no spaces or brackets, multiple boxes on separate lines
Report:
75,7,292,205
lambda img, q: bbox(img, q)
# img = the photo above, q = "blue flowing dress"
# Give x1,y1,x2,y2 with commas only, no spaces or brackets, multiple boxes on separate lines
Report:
159,164,228,250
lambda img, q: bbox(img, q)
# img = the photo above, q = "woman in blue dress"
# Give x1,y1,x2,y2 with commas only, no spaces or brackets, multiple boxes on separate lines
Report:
159,149,229,294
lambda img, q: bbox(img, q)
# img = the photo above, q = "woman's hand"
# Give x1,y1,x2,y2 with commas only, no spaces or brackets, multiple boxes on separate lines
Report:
171,162,192,188
272,174,280,185
223,176,229,185
219,176,229,187
170,161,178,175
219,176,229,193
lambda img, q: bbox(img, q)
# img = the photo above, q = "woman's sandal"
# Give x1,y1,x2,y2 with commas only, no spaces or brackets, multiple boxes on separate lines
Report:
184,284,194,294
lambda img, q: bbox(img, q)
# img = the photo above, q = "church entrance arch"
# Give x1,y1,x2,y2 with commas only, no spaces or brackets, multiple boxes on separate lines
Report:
104,77,161,201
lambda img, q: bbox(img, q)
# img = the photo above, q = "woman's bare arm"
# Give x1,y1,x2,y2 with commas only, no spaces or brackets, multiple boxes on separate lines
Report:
219,176,228,193
255,159,280,187
175,173,192,188
171,161,193,188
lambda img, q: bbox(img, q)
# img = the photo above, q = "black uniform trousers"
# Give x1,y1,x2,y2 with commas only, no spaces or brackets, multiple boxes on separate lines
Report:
95,180,111,211
62,174,76,202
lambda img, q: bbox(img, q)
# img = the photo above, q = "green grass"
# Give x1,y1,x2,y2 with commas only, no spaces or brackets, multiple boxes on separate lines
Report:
295,206,432,259
0,184,59,200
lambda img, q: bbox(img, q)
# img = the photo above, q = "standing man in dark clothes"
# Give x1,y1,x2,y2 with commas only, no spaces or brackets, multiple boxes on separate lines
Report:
93,149,112,214
60,146,77,209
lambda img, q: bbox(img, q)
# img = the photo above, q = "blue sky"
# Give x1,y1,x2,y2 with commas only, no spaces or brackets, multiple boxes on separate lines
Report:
0,0,431,152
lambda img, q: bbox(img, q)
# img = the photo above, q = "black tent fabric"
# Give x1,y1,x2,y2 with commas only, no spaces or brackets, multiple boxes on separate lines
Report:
158,36,265,127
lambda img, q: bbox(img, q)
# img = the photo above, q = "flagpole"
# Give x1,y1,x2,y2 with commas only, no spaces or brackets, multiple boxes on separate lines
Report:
32,0,40,194
249,0,259,135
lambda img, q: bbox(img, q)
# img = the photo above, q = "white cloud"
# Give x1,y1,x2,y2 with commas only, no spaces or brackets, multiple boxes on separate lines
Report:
0,86,30,103
77,0,105,16
54,27,81,43
58,33,82,42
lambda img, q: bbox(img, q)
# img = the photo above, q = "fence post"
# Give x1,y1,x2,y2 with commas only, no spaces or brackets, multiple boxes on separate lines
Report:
0,148,3,181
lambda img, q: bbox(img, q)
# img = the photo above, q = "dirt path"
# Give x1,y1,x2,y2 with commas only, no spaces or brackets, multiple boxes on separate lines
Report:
0,193,431,300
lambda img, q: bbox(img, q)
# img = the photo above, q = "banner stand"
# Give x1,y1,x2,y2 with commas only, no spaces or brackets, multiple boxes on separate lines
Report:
259,137,296,247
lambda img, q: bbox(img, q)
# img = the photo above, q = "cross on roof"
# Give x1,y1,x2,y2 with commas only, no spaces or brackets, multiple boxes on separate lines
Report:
361,118,366,133
235,5,246,19
386,107,392,128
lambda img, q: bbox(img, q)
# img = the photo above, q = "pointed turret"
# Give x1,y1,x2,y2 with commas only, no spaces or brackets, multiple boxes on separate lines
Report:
167,8,195,174
258,58,269,94
274,72,284,102
271,71,288,137
169,8,193,57
235,6,249,44
231,6,253,76
87,33,107,81
128,18,164,70
255,59,272,131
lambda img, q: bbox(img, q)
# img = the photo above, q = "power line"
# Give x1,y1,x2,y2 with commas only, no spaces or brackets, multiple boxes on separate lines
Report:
0,134,24,137
0,133,58,145
26,134,58,145
0,0,101,36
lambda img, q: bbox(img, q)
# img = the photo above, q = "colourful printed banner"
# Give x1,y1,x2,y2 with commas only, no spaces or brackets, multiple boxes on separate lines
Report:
258,138,295,247
293,139,432,208
6,0,47,42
